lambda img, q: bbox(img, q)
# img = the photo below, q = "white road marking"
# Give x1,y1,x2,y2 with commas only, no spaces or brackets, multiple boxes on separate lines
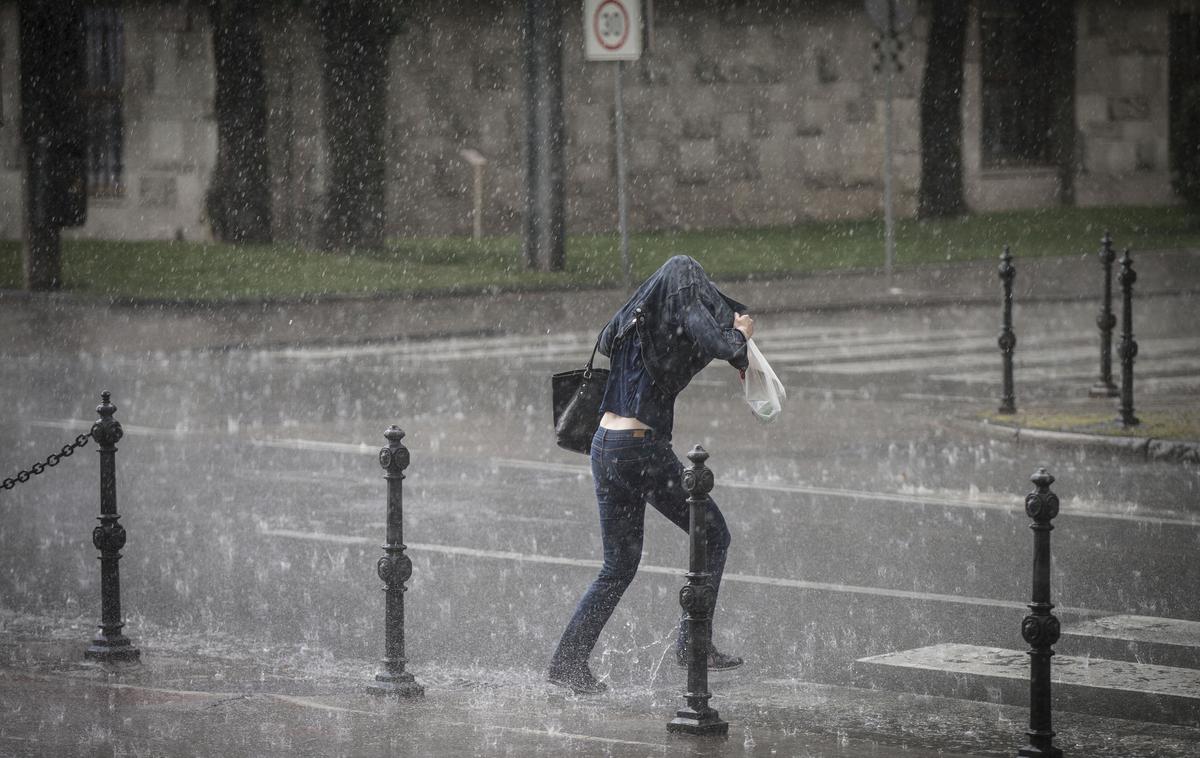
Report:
268,694,669,749
0,670,667,750
272,331,595,360
899,393,983,403
935,356,1200,385
492,458,1200,528
790,336,1200,376
0,669,244,699
267,325,1001,365
21,420,1198,527
260,527,1113,617
752,328,994,355
765,333,1056,364
269,324,879,362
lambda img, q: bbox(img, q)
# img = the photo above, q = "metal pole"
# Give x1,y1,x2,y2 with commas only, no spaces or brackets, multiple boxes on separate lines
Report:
1118,249,1139,427
85,391,139,663
1017,468,1063,758
615,60,632,289
883,6,896,277
667,445,728,737
1089,231,1118,397
367,425,424,697
998,246,1017,414
472,164,484,242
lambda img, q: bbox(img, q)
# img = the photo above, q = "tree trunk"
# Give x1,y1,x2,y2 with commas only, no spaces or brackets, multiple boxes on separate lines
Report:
522,0,565,272
315,1,399,252
1046,0,1076,206
18,0,87,290
918,0,968,219
207,0,272,244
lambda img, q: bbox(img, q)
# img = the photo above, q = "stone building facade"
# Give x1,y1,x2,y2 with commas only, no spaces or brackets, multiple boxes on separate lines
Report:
0,0,1191,243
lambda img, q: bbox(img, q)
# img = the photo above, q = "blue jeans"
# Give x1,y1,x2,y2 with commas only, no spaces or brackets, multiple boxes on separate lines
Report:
550,427,731,674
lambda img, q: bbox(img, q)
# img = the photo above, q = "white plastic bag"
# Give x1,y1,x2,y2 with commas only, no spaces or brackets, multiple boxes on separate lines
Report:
742,338,786,423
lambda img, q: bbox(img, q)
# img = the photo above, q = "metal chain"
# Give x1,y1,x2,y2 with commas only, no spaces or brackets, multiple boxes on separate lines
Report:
1,432,92,491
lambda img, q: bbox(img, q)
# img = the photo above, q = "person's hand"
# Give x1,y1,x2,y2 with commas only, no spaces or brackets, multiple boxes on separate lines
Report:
734,312,754,340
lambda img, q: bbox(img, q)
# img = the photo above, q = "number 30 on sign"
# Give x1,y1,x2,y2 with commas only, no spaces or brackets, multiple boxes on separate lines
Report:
584,0,642,61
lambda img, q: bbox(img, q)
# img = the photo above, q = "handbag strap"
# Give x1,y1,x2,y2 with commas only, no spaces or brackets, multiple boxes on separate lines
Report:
583,332,602,378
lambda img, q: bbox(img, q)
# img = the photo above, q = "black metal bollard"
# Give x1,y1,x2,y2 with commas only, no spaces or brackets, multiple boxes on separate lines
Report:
1017,468,1063,758
1089,232,1119,397
84,392,140,662
998,246,1017,414
366,426,424,697
667,445,729,737
1117,249,1139,427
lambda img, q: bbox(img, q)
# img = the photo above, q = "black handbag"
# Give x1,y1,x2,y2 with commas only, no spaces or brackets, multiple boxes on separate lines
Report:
551,337,610,454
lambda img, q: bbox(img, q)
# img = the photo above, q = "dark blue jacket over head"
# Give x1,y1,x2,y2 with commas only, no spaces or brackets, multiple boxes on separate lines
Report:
598,256,749,396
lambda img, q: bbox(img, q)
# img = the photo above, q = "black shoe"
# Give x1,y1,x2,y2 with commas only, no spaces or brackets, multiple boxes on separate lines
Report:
548,666,608,695
675,645,745,671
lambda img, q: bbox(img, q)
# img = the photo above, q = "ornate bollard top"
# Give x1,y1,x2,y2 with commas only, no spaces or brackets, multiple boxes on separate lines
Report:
1099,231,1115,264
1119,248,1136,287
998,246,1015,283
1025,467,1059,523
92,390,123,447
379,425,410,475
682,445,714,499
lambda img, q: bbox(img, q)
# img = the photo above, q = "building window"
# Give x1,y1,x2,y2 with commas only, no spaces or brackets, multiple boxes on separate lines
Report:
979,5,1053,168
83,7,124,196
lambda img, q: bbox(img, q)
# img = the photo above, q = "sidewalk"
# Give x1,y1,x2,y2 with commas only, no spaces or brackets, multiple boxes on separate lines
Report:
1,249,1197,354
3,628,1199,757
946,397,1200,464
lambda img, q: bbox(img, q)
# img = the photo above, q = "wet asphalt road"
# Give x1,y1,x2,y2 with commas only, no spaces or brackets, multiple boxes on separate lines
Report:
1,295,1198,698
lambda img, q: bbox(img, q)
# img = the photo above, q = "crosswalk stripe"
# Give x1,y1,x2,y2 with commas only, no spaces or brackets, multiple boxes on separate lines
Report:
272,332,595,360
786,336,1200,375
769,334,1035,364
933,355,1200,385
272,324,878,362
755,332,995,360
264,322,1200,383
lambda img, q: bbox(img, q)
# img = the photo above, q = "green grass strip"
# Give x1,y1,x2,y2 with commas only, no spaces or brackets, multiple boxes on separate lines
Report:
1,206,1196,301
983,407,1200,441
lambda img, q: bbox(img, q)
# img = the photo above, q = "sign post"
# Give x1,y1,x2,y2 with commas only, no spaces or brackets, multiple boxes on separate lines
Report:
866,0,914,279
585,0,642,289
460,148,488,242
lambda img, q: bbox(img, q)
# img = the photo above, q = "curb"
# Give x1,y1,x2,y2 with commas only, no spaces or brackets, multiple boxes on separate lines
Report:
943,418,1200,464
1,248,1196,313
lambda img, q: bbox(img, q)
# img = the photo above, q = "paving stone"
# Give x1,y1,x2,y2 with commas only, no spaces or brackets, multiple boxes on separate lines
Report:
1063,615,1200,669
857,642,1200,727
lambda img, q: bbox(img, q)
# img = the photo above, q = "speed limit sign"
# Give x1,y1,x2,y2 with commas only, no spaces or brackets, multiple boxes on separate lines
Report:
584,0,642,61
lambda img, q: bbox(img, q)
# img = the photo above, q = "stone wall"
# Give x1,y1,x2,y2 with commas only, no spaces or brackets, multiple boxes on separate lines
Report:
1073,0,1174,206
0,0,1183,243
0,4,217,241
383,0,927,238
103,4,215,241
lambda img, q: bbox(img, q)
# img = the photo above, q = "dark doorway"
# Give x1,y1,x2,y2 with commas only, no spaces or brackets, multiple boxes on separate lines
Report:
1168,12,1200,191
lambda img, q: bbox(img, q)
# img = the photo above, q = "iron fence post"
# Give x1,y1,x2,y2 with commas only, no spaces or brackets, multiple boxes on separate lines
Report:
1089,232,1119,397
84,391,139,663
1017,468,1063,758
998,246,1017,414
667,445,729,737
1117,249,1139,427
366,425,424,697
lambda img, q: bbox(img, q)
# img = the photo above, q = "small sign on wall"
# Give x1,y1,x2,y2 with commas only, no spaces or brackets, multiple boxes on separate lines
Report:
584,0,642,61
